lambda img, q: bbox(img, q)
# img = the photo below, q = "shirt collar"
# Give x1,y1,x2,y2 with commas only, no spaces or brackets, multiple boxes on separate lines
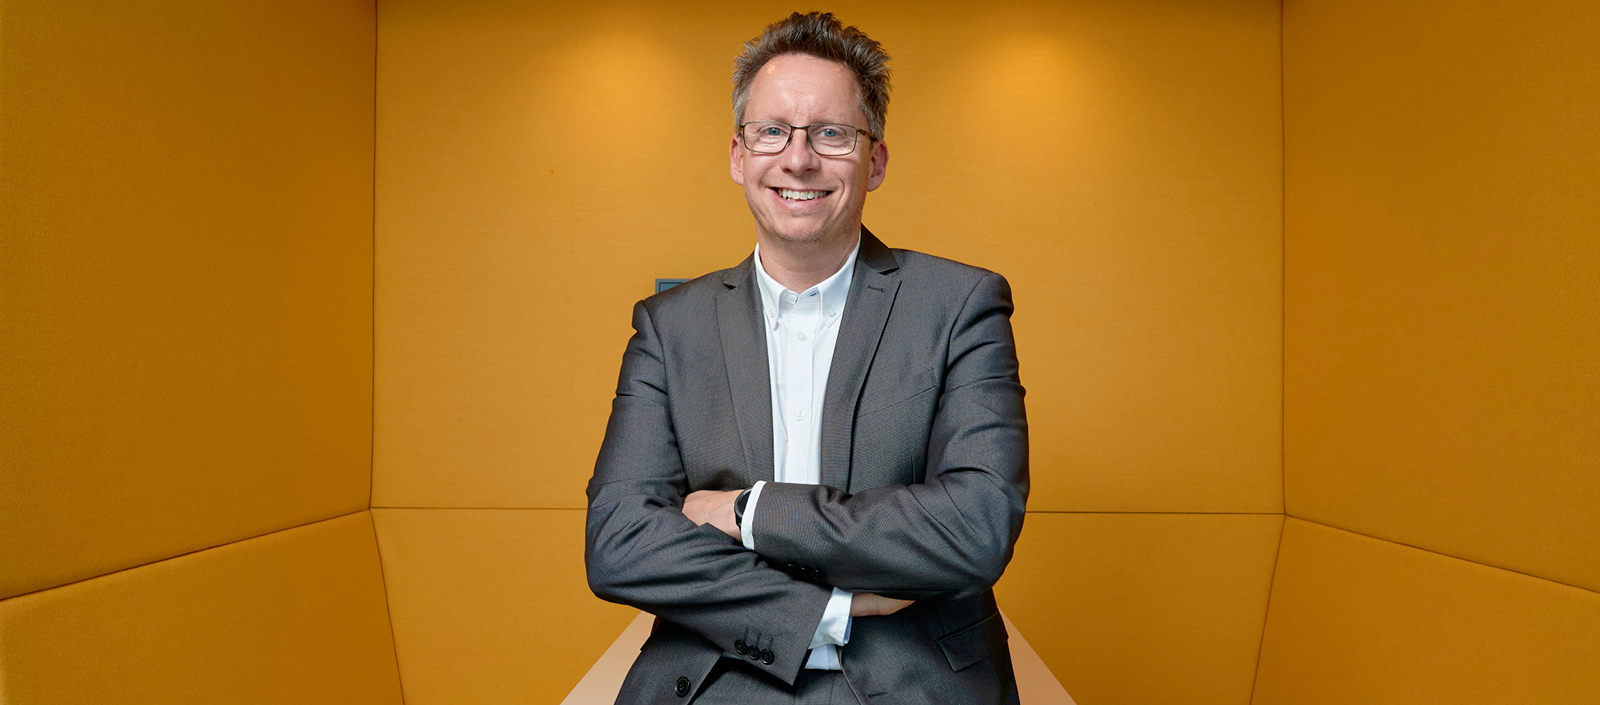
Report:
754,235,861,327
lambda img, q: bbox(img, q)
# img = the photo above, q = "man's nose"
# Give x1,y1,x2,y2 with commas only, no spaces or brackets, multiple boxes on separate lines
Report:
779,128,822,171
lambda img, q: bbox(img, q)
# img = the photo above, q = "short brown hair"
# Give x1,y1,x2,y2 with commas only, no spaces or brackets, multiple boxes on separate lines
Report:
732,12,891,139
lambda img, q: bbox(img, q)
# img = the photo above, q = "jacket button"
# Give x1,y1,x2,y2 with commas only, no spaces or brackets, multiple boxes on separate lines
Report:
675,676,690,697
734,639,748,655
746,646,761,661
760,648,775,665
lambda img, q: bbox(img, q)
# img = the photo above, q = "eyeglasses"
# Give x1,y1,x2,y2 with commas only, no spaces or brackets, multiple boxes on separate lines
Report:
738,121,876,156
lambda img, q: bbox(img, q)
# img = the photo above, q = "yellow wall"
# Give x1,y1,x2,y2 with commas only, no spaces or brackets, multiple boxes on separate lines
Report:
1282,0,1600,597
0,0,399,701
1,0,377,600
1263,0,1600,700
995,514,1283,705
0,512,404,705
1253,520,1600,705
373,508,639,704
372,1,1283,703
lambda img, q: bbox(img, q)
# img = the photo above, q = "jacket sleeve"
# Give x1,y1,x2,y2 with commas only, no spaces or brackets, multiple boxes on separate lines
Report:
747,271,1029,600
585,299,833,686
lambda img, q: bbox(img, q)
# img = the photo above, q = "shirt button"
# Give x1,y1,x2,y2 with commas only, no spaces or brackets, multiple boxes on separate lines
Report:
826,308,836,317
797,332,808,342
795,410,806,421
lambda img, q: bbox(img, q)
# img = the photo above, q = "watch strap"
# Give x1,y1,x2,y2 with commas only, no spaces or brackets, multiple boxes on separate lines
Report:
733,489,752,525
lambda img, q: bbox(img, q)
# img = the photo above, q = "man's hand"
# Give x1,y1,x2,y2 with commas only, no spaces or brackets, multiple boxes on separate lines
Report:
850,593,914,617
683,489,743,540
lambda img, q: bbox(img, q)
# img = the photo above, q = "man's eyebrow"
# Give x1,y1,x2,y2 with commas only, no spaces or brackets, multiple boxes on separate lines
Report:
748,119,856,125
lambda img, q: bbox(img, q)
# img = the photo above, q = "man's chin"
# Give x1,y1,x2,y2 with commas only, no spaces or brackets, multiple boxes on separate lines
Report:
762,220,855,248
768,229,828,245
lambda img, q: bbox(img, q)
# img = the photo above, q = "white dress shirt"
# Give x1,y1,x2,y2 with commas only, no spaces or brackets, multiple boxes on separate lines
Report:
737,236,861,671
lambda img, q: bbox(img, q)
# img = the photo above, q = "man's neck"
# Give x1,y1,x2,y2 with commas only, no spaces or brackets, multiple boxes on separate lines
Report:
756,229,860,292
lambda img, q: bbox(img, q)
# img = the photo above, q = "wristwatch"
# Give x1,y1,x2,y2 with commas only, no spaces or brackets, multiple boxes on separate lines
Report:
733,489,751,526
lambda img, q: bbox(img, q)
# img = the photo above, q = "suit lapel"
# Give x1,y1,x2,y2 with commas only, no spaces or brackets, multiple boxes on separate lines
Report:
820,228,901,491
716,258,775,485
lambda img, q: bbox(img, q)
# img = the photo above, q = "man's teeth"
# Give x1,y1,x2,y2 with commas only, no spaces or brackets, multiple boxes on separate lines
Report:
778,189,827,201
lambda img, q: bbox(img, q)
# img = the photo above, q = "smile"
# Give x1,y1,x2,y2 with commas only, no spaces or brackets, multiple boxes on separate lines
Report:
774,188,831,202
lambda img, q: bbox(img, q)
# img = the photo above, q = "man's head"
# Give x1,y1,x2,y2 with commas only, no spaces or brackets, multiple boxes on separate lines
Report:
729,12,890,250
732,12,890,140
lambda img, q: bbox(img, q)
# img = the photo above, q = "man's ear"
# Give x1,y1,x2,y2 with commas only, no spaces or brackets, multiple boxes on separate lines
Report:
730,135,746,186
866,138,889,191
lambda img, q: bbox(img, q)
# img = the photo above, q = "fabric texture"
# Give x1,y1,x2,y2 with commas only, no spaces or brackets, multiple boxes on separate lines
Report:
694,660,863,705
586,228,1028,704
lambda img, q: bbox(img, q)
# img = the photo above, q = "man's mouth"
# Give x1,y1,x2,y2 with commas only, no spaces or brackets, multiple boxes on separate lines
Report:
773,188,831,202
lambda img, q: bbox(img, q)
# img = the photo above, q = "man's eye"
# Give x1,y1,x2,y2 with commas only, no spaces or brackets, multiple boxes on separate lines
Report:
818,127,841,138
761,126,785,136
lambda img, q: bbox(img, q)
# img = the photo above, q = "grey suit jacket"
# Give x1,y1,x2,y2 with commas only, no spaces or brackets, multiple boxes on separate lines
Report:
586,229,1028,704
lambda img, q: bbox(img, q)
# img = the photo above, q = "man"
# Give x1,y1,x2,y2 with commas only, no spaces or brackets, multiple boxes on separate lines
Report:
586,12,1027,704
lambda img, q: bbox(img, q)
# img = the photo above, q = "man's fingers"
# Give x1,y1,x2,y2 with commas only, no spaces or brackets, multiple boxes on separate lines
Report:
879,596,914,615
681,489,742,540
850,593,915,617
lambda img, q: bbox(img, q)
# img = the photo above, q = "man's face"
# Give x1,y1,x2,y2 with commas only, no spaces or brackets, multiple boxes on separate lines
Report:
730,53,888,248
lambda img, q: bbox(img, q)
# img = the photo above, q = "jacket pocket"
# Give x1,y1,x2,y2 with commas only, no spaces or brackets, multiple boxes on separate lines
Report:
935,611,1009,672
856,365,937,418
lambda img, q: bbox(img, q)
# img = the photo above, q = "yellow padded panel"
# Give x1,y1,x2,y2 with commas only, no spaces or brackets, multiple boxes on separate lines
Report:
373,0,1282,514
0,511,403,705
1252,519,1600,704
994,512,1283,705
0,0,375,599
371,508,639,704
1283,0,1600,591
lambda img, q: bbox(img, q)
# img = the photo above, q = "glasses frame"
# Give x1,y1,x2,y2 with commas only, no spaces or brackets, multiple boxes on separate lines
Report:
737,121,878,156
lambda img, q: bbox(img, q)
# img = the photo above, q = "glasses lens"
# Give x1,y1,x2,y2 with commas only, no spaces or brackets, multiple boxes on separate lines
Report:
743,123,791,153
809,124,857,155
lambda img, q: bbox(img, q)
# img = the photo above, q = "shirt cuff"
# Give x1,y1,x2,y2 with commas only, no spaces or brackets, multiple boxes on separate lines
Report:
808,588,854,650
739,481,766,551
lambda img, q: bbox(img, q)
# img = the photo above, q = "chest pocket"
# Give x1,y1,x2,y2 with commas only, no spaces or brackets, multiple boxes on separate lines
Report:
850,365,938,490
856,365,937,418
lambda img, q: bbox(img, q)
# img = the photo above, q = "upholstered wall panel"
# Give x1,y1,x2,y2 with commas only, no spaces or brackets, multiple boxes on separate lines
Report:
0,512,403,705
373,0,1283,514
994,512,1283,705
372,508,639,704
1252,519,1600,704
0,0,376,599
1282,0,1600,591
